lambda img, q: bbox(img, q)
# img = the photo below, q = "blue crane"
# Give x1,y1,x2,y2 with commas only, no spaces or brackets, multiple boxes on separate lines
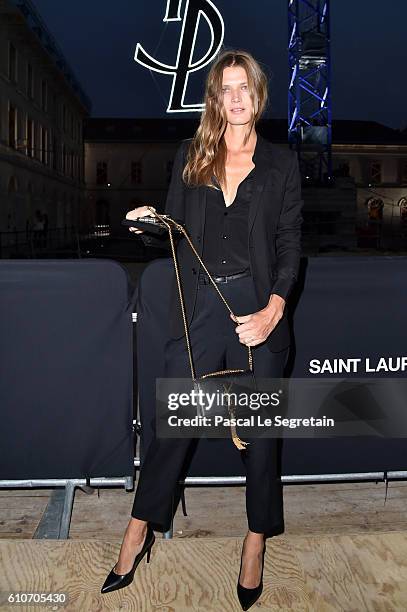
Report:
288,0,333,185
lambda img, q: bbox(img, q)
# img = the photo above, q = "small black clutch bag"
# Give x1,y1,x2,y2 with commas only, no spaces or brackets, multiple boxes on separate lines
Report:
121,216,183,236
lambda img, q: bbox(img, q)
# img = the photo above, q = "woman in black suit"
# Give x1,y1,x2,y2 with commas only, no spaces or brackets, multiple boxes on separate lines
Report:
102,49,303,610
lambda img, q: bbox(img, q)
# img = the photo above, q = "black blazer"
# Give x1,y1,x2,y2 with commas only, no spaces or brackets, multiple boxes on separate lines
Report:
163,133,304,352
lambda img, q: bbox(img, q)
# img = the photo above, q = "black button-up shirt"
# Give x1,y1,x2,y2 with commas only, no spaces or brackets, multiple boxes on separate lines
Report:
202,158,257,277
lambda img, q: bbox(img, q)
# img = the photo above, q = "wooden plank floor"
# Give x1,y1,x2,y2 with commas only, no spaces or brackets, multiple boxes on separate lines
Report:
1,481,407,609
1,480,406,540
1,532,407,611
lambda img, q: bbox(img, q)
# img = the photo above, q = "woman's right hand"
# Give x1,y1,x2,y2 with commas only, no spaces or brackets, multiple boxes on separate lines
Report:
126,205,157,234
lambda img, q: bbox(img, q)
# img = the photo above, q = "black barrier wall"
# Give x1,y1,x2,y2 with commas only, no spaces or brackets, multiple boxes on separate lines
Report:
0,259,136,480
136,256,407,477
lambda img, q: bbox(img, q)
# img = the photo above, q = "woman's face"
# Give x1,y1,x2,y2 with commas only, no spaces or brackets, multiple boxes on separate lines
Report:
221,65,254,126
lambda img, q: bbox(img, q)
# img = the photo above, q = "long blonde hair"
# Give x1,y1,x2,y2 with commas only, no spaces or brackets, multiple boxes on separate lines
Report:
183,49,268,190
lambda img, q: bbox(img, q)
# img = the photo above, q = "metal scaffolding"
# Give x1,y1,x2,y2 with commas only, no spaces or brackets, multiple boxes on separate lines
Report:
288,0,332,184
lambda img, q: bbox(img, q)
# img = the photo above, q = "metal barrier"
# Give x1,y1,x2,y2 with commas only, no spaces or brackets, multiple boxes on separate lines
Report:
1,306,405,541
0,477,133,539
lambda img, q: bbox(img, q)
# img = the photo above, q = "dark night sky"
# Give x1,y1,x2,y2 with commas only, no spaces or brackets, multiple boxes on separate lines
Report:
31,0,406,130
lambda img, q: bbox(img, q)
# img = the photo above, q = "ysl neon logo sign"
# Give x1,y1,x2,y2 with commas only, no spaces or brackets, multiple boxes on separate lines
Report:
134,0,224,112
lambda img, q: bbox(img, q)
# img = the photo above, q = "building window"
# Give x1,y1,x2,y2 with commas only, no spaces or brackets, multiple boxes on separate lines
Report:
27,117,34,157
366,197,384,221
131,161,142,184
96,161,108,185
27,63,33,98
47,128,52,167
166,160,174,184
8,42,17,82
370,161,382,184
41,79,47,111
52,92,57,120
334,160,350,177
9,104,17,148
52,134,57,170
41,126,47,164
66,109,70,134
399,197,407,221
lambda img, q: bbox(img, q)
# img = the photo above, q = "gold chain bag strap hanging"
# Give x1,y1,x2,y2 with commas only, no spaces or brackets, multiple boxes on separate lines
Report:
146,207,253,450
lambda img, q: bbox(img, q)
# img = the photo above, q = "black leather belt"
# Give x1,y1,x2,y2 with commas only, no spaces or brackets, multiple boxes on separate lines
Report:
198,269,251,285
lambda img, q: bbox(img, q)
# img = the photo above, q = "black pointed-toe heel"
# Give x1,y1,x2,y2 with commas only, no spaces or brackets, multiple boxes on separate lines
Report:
236,539,266,611
101,523,155,594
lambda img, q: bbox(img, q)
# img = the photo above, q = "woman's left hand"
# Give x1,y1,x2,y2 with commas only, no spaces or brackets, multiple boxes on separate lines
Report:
231,295,286,346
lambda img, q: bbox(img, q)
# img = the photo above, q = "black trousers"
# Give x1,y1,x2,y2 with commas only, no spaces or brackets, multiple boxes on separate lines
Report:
131,274,289,537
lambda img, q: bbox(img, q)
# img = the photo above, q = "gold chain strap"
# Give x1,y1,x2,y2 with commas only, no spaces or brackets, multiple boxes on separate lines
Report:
145,207,252,449
146,207,253,381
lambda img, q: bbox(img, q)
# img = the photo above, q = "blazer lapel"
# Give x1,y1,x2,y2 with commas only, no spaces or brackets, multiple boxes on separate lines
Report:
247,155,271,236
248,134,273,235
199,186,207,256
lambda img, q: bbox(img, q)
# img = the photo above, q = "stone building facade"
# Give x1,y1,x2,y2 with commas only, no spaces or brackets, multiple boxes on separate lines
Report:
0,0,91,245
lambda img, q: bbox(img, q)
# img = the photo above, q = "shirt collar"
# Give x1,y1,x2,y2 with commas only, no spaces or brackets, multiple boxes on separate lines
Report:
252,132,261,164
